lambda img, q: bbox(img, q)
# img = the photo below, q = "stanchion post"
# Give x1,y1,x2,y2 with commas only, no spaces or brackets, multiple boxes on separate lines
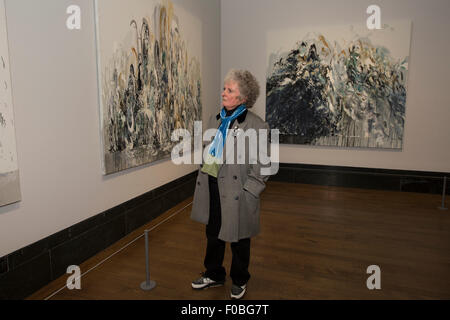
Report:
438,176,448,211
141,230,156,291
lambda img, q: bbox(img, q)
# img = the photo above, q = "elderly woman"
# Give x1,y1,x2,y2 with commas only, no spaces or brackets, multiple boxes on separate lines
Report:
190,69,270,299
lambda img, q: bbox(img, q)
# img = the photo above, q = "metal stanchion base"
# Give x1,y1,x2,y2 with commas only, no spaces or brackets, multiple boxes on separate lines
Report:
141,280,156,291
438,207,448,211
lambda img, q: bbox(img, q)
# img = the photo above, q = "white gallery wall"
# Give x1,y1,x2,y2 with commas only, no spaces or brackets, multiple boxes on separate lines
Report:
221,0,450,172
0,0,221,256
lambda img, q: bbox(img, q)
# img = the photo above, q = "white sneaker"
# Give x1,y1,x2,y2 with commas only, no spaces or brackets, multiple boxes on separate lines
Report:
191,273,225,290
230,283,247,299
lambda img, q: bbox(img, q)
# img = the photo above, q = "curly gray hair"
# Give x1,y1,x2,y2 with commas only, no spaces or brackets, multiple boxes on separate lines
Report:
224,69,260,108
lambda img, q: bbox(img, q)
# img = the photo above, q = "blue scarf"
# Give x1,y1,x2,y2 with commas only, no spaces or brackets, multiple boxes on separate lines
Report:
201,104,247,177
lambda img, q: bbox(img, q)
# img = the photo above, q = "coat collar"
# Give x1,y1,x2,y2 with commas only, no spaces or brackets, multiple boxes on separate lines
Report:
215,109,248,124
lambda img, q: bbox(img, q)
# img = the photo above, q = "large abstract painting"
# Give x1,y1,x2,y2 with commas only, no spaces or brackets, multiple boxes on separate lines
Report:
266,21,411,148
0,0,21,207
95,0,202,174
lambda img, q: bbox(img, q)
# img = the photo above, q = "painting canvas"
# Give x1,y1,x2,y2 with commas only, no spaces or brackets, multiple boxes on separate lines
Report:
95,0,202,174
266,21,411,148
0,0,21,207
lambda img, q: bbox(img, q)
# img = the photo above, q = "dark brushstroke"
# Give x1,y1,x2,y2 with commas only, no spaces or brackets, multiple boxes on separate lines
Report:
0,112,6,127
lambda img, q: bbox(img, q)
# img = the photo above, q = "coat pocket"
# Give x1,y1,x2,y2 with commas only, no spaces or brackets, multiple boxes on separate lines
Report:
243,189,258,215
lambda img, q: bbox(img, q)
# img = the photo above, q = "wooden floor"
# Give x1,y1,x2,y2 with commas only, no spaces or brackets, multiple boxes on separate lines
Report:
29,182,450,300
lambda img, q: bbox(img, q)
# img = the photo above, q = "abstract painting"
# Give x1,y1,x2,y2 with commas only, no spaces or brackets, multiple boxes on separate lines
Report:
0,0,21,207
266,21,411,148
95,0,202,174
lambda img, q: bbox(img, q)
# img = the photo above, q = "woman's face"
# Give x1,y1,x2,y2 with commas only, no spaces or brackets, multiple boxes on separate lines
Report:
222,80,245,111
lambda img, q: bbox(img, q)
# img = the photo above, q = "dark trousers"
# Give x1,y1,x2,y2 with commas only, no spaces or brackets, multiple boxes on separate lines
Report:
204,175,250,286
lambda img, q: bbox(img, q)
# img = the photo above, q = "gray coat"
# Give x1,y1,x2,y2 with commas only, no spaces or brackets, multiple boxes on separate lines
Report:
190,110,271,242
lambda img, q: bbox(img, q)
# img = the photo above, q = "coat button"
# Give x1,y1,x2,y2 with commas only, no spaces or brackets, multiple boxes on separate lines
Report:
235,196,239,200
233,176,237,180
197,181,200,185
